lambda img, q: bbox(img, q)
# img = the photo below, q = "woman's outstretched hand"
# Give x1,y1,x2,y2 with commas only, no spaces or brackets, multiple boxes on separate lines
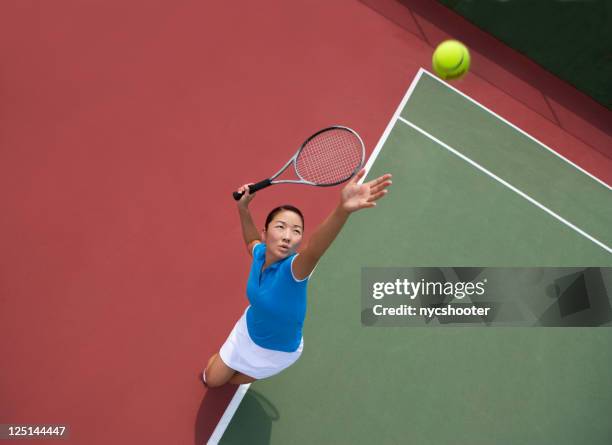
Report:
340,168,392,214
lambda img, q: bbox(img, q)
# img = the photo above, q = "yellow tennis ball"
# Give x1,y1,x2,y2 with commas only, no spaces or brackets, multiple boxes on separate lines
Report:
432,40,470,80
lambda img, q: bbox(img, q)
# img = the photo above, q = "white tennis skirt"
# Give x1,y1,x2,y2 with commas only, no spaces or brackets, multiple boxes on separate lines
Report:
219,307,304,380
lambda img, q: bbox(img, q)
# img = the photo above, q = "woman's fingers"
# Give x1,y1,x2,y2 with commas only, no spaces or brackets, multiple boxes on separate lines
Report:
370,179,392,194
237,183,255,195
351,168,366,183
367,174,392,189
366,189,388,202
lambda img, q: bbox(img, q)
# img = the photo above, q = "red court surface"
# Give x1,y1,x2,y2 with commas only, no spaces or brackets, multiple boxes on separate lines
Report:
1,1,610,444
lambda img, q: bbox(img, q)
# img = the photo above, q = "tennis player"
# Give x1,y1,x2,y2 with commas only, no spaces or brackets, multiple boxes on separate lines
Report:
202,168,392,387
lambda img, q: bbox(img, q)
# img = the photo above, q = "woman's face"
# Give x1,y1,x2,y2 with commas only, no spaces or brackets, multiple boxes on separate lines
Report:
263,210,303,259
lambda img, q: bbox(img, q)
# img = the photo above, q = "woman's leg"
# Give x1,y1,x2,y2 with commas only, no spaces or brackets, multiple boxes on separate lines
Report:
203,353,257,387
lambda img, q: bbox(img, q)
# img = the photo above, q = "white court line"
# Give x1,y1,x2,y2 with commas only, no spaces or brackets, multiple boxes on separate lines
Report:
419,68,611,191
362,69,425,175
206,70,428,445
207,383,251,445
398,115,612,254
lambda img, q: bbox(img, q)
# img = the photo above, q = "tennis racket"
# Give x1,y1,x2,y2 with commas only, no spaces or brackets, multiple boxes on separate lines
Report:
232,125,365,200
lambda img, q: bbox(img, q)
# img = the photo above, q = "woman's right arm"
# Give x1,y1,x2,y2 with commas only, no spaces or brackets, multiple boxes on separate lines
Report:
236,183,261,254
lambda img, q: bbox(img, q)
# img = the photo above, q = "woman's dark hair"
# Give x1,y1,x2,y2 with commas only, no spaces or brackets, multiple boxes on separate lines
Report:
264,205,305,232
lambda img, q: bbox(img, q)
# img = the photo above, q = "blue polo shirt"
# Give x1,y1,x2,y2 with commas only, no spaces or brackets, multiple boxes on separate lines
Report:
245,242,309,352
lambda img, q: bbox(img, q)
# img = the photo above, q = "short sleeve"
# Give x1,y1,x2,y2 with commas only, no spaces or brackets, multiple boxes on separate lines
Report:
252,242,265,257
287,253,315,283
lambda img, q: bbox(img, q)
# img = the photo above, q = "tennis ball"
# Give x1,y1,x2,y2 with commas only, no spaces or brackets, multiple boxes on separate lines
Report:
432,40,470,80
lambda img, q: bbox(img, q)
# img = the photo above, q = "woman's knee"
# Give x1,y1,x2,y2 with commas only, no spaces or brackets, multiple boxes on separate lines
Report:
204,373,229,388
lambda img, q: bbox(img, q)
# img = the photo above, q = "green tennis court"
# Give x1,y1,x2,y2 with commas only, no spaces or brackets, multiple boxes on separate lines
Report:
213,70,612,444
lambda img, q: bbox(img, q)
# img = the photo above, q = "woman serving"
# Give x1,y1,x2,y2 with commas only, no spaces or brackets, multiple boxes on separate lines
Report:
203,167,392,387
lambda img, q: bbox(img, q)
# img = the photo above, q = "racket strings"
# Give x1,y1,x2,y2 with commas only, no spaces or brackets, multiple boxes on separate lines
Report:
296,129,363,185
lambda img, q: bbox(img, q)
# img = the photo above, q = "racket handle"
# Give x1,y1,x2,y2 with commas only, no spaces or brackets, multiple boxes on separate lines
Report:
232,179,272,200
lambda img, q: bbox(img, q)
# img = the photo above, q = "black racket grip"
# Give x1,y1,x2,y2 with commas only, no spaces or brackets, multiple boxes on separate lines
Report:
232,179,272,201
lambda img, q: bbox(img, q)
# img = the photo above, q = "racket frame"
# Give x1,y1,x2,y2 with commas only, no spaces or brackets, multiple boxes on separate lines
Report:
233,125,365,200
270,125,365,186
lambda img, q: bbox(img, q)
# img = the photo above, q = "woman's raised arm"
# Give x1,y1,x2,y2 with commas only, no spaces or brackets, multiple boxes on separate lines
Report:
236,183,261,254
292,169,392,280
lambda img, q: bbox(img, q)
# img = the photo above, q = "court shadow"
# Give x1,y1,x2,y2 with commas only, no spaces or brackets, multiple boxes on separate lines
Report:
538,268,612,326
195,382,279,445
218,389,279,445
